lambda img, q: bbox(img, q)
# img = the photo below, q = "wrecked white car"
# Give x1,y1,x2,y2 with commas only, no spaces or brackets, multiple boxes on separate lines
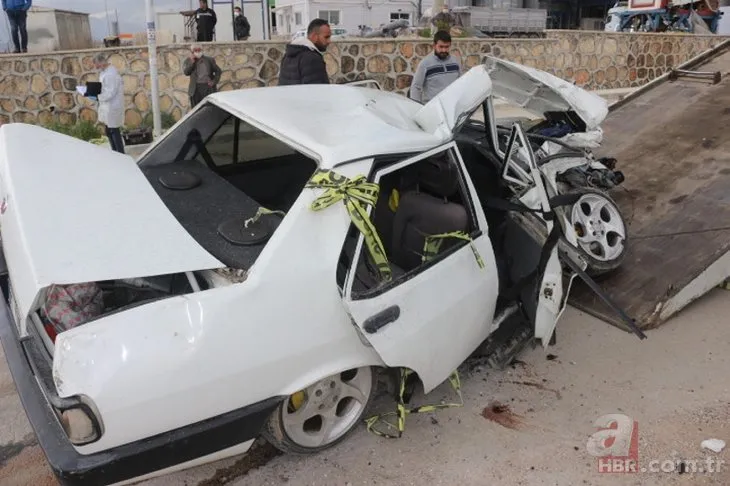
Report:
0,64,642,486
480,56,628,276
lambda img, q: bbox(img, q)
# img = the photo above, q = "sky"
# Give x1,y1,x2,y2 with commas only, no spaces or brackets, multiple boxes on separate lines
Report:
0,0,196,46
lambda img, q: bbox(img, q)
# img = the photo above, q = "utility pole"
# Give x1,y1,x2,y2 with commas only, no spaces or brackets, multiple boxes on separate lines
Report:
104,0,111,36
145,0,162,138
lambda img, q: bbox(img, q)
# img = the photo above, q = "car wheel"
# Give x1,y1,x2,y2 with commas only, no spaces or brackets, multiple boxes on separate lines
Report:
262,366,377,454
566,189,628,277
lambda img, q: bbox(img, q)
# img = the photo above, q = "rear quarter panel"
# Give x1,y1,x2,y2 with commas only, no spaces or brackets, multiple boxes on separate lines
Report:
53,160,385,454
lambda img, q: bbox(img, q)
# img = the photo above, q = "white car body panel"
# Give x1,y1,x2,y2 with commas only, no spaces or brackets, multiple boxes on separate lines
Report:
343,144,499,392
208,85,447,166
413,65,494,138
484,56,609,131
0,124,225,325
54,160,384,454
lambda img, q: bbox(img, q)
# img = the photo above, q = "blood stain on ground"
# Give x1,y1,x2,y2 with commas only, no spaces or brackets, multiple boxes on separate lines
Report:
481,400,525,430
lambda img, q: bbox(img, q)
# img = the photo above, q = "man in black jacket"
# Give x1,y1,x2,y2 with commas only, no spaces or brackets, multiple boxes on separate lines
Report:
278,19,331,85
234,6,250,40
194,0,216,42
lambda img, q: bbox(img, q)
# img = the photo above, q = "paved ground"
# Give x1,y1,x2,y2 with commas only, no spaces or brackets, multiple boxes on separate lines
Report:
1,289,728,486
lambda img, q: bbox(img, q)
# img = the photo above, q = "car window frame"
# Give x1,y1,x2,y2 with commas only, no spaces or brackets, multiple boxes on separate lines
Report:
197,114,299,168
342,142,486,302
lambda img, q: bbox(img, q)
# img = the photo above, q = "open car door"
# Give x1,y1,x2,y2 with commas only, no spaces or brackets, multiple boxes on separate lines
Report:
500,123,566,346
498,122,648,343
340,143,500,393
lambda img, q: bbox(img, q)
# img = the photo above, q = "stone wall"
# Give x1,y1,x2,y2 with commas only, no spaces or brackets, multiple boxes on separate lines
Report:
0,30,725,129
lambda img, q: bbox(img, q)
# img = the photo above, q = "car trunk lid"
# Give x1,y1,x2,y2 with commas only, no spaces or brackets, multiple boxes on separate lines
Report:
0,124,224,331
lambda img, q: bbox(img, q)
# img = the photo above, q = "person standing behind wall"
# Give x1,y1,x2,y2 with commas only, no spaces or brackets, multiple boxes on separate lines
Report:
278,19,332,85
409,30,461,104
183,44,222,108
90,53,125,154
234,6,251,40
2,0,32,53
195,0,217,42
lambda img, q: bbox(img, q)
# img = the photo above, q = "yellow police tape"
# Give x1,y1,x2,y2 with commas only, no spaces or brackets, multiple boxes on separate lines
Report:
244,207,287,228
305,169,392,282
304,172,484,439
423,231,486,269
365,368,463,439
364,231,479,439
720,279,730,290
388,188,400,212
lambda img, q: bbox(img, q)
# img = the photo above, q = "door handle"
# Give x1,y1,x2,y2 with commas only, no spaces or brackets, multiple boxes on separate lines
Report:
363,305,400,334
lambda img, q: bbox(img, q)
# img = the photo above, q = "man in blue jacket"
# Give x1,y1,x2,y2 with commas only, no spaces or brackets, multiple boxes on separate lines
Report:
2,0,32,53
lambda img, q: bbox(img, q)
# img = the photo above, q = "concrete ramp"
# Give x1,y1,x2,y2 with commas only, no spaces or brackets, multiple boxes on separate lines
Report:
570,45,730,331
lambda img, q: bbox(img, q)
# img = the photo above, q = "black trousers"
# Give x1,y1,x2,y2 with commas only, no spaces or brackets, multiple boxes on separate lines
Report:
106,127,125,154
6,10,28,52
190,83,217,108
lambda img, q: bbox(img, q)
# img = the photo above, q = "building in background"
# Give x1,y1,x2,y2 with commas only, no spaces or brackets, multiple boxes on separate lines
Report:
271,0,432,37
156,0,272,43
22,6,93,53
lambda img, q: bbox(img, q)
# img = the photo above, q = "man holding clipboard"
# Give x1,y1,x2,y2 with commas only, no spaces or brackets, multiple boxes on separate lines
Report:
80,54,125,154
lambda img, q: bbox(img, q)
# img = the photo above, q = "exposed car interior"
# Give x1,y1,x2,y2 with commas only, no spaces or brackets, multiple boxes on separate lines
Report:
338,149,482,296
137,103,318,269
336,138,547,325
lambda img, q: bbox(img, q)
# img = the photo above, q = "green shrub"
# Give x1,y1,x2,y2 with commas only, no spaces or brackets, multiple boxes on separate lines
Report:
42,121,73,137
72,120,103,141
140,112,176,130
42,120,102,142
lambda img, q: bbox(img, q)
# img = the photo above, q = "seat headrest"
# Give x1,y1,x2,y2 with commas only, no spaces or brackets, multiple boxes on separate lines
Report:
413,153,460,198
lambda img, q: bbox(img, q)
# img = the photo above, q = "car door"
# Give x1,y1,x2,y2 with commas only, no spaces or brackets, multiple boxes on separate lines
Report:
341,143,500,393
500,123,567,347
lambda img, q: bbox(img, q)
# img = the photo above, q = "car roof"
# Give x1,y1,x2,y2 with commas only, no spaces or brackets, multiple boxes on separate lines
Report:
208,84,451,167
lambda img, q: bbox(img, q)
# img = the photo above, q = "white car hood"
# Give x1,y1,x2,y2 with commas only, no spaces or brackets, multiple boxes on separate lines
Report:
483,56,609,131
0,124,223,314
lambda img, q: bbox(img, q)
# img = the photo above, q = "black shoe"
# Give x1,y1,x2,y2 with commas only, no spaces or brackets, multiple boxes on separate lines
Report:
21,49,27,53
12,50,20,54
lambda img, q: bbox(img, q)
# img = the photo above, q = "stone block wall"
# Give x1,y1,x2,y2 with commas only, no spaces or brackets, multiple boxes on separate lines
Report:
0,30,725,129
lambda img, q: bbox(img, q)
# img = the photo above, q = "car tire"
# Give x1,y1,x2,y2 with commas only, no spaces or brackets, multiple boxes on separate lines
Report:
561,188,629,278
261,366,378,454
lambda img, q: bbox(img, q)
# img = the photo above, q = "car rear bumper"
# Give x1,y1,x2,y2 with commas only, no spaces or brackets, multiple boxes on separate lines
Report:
0,278,282,486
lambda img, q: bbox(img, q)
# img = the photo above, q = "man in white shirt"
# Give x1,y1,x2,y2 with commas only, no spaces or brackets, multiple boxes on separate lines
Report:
91,53,125,154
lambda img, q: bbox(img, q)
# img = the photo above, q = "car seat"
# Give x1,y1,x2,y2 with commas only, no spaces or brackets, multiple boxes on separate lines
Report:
391,155,469,271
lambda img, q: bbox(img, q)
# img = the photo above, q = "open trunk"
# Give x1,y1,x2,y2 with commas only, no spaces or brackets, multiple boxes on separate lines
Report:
0,109,320,349
0,124,226,336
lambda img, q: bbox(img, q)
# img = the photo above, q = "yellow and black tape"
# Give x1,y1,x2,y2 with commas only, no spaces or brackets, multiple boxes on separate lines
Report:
719,279,730,291
244,207,287,228
305,169,392,282
423,231,485,269
365,368,463,439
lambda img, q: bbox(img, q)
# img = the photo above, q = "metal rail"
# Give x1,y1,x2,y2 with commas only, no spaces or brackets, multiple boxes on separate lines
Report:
668,68,722,84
